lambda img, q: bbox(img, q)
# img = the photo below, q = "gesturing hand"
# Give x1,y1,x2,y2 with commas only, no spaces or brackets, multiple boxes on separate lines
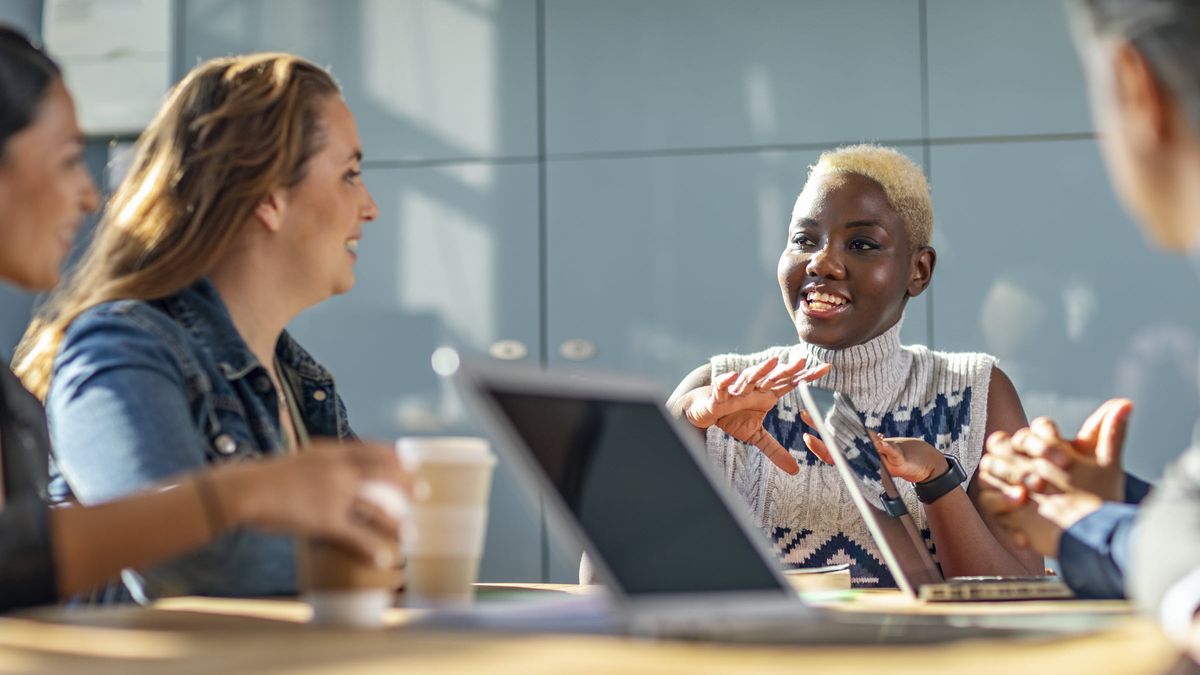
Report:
681,356,830,474
801,417,949,484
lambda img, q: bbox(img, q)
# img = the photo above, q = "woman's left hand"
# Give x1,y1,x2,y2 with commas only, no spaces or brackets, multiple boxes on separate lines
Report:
801,422,948,484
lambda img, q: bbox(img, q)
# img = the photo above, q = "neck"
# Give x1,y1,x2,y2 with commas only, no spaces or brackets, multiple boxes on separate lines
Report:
798,320,910,410
208,250,305,368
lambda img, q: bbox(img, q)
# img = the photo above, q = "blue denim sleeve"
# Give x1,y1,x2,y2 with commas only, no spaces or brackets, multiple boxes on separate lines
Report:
1057,502,1138,600
47,308,295,599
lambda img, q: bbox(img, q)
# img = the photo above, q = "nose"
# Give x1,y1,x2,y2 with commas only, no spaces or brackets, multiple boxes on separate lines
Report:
361,184,378,222
805,243,845,279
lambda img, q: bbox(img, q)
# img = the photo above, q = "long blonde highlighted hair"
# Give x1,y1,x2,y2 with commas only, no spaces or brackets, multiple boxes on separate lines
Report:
14,53,340,399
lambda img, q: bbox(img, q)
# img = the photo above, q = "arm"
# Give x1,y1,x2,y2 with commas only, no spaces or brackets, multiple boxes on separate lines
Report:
1057,502,1137,599
667,363,711,421
47,314,288,597
50,446,408,600
923,367,1044,577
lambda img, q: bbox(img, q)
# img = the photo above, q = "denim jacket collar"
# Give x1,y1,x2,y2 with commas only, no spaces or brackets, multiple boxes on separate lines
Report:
159,278,334,387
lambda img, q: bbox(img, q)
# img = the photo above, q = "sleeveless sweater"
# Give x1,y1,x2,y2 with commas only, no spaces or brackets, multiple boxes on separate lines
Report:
707,321,996,587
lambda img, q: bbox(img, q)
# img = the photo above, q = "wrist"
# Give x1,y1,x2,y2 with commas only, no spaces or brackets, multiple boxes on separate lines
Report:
918,454,952,484
206,464,258,530
914,454,966,504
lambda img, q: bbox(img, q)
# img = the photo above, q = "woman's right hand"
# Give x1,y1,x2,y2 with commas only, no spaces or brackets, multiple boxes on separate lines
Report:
209,439,414,568
679,356,830,474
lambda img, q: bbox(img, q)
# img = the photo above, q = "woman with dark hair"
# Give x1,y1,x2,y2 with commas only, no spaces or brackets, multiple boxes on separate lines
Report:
0,26,410,611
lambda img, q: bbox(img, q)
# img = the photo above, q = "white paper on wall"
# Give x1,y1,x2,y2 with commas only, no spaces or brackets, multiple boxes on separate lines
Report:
43,0,172,136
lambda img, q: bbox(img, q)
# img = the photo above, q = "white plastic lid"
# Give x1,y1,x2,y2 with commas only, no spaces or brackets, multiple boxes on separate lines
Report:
395,436,496,466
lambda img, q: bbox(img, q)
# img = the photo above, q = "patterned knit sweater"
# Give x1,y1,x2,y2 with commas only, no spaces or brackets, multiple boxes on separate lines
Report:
708,321,996,587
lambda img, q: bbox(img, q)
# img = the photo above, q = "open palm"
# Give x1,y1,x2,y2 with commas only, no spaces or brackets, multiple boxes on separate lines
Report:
684,355,830,474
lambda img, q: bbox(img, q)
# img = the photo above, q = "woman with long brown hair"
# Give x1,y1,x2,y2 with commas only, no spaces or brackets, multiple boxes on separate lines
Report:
0,26,409,612
15,47,394,601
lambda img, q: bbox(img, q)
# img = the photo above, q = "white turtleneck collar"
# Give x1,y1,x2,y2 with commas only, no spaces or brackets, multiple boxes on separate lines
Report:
791,319,911,412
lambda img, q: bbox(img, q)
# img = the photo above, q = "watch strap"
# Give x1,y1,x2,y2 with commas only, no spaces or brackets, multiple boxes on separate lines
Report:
879,493,908,518
914,454,967,504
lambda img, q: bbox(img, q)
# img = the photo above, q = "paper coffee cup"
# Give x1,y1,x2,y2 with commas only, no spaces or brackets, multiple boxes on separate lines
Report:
299,480,407,627
396,436,495,608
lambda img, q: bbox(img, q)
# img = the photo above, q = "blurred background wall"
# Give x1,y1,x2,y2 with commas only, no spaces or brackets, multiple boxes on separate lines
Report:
2,0,1196,582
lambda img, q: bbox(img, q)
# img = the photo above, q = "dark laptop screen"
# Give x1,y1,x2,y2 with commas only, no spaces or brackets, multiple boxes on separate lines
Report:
485,387,786,596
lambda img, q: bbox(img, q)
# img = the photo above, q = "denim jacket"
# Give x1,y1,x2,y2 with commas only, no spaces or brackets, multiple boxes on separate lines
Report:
46,278,354,602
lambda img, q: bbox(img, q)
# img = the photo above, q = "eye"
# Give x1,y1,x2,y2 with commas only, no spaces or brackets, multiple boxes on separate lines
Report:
344,168,362,184
790,233,817,249
63,151,85,169
849,238,880,252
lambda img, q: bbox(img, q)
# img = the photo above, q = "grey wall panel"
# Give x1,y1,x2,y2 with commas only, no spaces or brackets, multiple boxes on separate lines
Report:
931,140,1197,481
0,0,43,39
182,0,538,162
927,0,1092,138
544,0,923,154
286,161,543,581
546,145,931,389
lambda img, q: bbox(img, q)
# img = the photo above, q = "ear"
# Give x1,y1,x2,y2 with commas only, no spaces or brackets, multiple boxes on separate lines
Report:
253,187,288,233
1111,40,1173,149
906,246,936,298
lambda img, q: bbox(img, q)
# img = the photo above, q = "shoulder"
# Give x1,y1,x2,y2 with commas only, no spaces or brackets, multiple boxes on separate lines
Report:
983,364,1026,434
53,300,193,390
902,344,997,393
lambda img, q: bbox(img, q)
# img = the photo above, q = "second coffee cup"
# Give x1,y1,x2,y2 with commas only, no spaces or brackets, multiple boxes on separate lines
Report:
396,436,495,608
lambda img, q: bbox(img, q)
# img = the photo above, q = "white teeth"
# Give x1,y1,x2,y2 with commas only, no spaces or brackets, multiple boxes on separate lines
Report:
345,239,359,253
806,291,847,306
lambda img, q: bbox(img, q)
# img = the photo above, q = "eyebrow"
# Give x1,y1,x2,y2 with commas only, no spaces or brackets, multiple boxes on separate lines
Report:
793,218,884,230
346,149,363,163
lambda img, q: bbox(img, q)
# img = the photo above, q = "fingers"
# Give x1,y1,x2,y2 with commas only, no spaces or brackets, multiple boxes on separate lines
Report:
761,358,809,394
978,448,1031,503
1013,425,1073,469
798,362,832,383
343,443,414,494
802,433,833,465
748,427,800,475
330,520,401,569
1075,399,1123,450
731,357,779,396
870,432,901,466
1095,399,1133,468
349,497,404,541
712,371,739,404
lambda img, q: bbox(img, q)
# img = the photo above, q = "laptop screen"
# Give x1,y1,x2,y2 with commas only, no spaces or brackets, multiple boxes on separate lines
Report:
483,386,787,597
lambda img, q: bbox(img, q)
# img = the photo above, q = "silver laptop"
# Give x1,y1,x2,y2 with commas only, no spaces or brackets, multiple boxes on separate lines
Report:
451,358,1061,643
796,385,1074,602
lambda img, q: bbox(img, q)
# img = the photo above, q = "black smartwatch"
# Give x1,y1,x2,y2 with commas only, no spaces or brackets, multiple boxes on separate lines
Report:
914,454,967,504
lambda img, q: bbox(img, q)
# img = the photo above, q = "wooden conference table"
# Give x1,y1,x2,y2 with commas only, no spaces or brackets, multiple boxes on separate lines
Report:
0,584,1183,675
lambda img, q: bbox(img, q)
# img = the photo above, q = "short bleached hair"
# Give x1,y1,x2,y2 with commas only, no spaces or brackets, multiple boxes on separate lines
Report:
807,144,933,248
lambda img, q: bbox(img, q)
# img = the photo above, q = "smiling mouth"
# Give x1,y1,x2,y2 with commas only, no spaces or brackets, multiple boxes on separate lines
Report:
802,291,850,316
345,239,359,255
